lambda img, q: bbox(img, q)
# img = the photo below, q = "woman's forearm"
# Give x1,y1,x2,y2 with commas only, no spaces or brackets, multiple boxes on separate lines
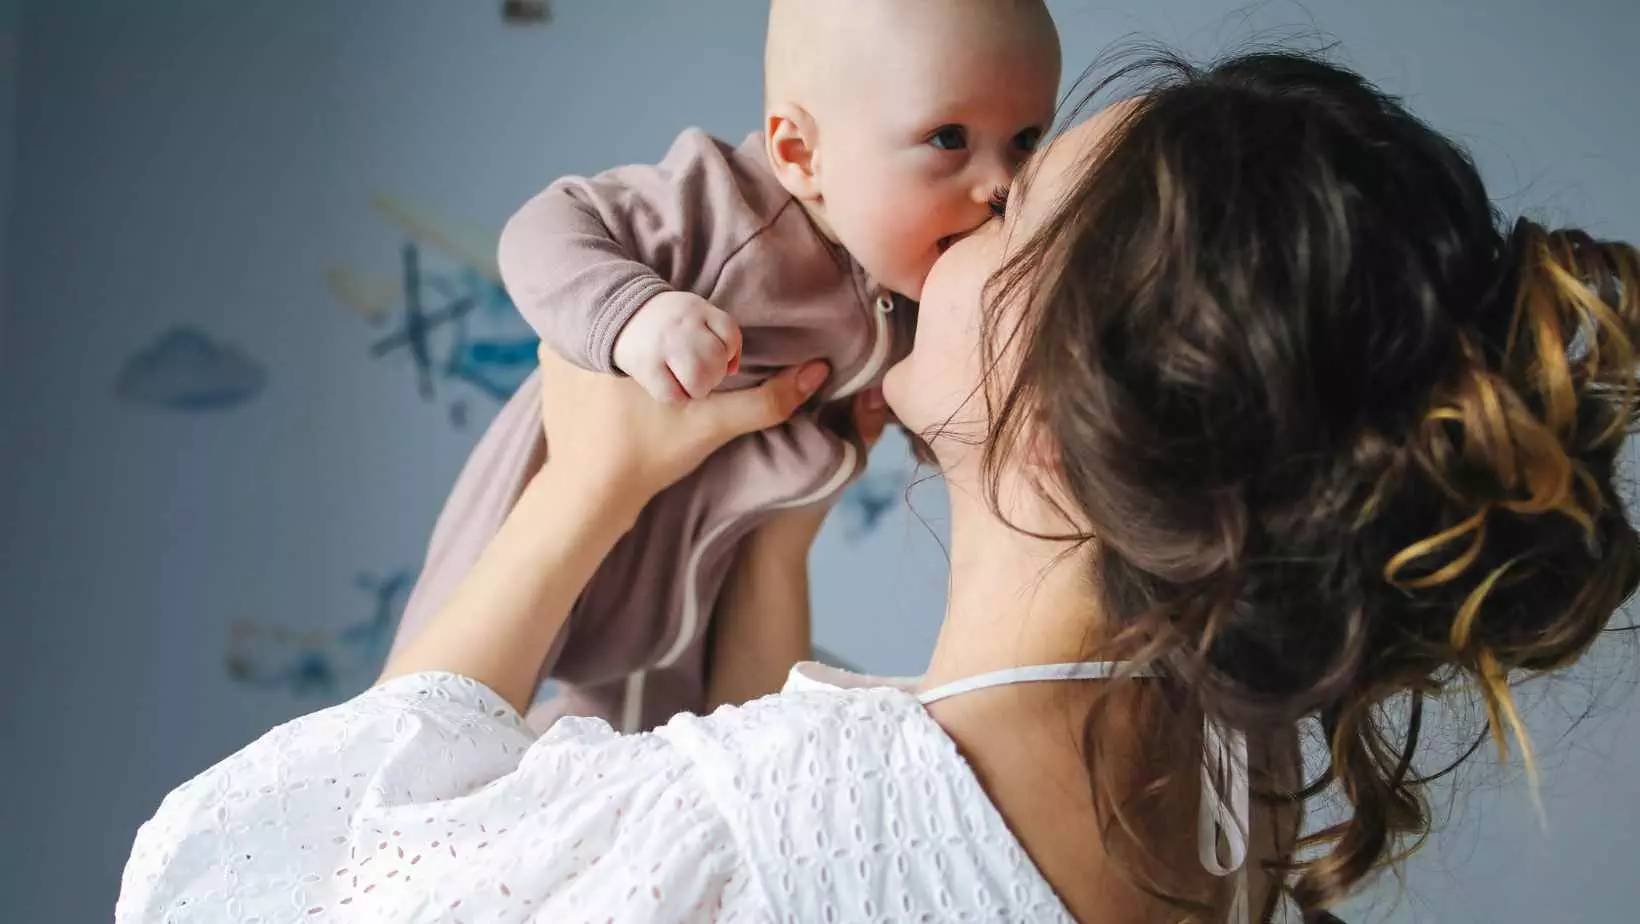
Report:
705,516,820,709
378,464,645,714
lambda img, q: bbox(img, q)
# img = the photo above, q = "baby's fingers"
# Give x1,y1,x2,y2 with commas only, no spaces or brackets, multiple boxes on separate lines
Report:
669,328,735,399
629,358,689,403
701,306,743,376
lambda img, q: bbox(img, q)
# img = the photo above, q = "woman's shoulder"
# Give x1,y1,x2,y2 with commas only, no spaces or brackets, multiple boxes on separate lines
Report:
655,663,938,778
120,673,761,922
654,665,1075,922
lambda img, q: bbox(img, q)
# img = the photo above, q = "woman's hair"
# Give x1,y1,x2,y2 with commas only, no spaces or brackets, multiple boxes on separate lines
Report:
983,49,1640,919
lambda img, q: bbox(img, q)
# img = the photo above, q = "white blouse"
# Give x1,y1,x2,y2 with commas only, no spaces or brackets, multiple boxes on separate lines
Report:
116,665,1078,923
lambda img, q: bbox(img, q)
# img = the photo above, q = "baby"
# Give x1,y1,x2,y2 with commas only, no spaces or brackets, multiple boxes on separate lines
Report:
388,0,1062,731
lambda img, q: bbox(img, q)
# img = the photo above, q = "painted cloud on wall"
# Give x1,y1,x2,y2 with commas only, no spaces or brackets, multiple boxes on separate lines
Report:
115,325,268,412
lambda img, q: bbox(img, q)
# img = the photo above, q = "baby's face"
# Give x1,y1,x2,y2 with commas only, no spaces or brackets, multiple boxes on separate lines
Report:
814,25,1059,300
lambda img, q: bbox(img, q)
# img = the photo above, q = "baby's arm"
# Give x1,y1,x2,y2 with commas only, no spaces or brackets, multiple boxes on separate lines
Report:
497,129,750,400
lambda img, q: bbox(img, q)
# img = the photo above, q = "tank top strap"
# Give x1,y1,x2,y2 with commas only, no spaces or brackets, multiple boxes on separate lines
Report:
916,660,1250,924
915,661,1154,705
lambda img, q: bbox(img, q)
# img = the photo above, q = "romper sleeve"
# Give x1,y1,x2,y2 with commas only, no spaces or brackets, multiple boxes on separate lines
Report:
498,128,770,374
116,672,766,923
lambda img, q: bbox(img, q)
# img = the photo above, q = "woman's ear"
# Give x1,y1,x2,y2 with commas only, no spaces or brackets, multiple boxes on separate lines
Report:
1022,426,1096,536
1022,414,1060,476
765,104,823,201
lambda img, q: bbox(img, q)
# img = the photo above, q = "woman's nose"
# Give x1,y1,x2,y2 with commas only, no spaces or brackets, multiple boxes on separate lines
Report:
968,155,1014,205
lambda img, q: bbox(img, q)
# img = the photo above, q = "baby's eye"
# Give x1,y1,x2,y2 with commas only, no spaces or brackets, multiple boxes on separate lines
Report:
928,125,969,151
1014,127,1044,152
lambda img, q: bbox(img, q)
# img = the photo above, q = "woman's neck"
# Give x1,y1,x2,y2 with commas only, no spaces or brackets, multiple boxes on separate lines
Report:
920,479,1110,692
915,479,1217,923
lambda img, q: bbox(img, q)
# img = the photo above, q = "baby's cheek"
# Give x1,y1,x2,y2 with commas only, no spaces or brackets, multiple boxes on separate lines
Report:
883,211,946,270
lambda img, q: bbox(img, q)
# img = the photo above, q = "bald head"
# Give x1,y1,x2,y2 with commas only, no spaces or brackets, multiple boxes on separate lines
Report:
760,0,1061,299
765,0,1061,116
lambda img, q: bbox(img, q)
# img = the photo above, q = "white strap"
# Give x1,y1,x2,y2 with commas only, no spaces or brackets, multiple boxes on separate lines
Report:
916,661,1155,705
1201,722,1251,924
918,660,1249,924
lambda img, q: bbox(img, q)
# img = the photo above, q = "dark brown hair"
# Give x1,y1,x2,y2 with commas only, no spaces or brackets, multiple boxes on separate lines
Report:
982,49,1640,920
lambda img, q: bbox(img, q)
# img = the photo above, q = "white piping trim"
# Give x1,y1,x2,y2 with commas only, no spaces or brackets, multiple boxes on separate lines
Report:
828,294,894,399
620,670,646,733
656,440,860,669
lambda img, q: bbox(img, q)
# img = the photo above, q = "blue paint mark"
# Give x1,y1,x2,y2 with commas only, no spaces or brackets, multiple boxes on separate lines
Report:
115,326,267,411
362,240,537,420
370,244,478,400
447,337,539,400
227,570,414,698
839,466,906,540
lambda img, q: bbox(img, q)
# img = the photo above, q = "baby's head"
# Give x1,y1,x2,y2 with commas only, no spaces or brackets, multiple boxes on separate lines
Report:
764,0,1061,299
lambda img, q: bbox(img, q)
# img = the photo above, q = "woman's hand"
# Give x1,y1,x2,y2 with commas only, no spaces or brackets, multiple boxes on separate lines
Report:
537,343,833,513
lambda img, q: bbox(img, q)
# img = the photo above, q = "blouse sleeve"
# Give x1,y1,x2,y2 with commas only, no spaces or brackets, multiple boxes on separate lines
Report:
116,672,762,923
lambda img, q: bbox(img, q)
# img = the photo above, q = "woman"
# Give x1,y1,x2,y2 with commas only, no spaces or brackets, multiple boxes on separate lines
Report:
117,51,1640,923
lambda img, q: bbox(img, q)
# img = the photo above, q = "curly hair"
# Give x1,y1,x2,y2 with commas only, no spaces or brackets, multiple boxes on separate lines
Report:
981,49,1640,920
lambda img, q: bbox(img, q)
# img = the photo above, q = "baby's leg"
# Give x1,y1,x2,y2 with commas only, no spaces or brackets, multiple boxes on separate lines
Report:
527,661,708,734
387,371,548,664
522,682,567,733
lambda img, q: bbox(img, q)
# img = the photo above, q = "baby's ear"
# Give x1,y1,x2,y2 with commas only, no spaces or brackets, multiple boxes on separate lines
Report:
765,104,822,201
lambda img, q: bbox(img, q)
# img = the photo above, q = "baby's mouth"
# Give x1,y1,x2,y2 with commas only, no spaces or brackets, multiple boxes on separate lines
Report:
937,227,978,253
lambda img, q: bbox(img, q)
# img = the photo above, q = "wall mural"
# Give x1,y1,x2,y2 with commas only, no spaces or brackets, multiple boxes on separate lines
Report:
115,325,268,412
501,0,551,25
327,195,539,429
222,564,860,700
838,464,908,540
226,570,414,698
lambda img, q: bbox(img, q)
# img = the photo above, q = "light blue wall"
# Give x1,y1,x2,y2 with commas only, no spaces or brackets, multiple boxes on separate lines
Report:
1,1,1637,921
0,0,17,336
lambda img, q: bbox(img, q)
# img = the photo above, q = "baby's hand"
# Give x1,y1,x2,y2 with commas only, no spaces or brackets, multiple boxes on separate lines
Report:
613,291,743,402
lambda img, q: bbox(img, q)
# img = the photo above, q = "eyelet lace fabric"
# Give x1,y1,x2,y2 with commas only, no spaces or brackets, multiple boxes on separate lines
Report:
117,669,1073,923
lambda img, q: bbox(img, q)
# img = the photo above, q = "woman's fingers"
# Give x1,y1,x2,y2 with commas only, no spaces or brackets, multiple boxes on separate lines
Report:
637,363,691,404
695,361,830,444
535,344,833,500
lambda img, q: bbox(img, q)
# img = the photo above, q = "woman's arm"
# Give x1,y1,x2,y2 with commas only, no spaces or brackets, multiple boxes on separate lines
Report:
377,464,645,713
379,348,831,715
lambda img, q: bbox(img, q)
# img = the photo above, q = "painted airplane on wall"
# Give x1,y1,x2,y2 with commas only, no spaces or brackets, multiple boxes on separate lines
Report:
327,195,538,427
